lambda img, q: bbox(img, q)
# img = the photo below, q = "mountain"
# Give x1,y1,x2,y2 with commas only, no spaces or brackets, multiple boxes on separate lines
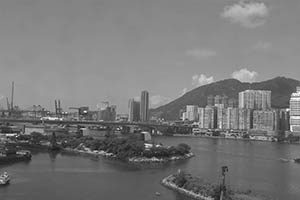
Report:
150,77,300,120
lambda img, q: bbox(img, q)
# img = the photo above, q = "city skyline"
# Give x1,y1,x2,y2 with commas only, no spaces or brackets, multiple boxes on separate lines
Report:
1,1,300,200
0,0,300,113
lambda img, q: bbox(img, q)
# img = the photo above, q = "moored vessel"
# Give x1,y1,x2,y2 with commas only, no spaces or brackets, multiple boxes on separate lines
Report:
0,172,10,185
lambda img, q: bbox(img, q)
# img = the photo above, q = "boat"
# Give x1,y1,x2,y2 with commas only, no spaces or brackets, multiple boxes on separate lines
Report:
293,158,300,163
0,172,10,185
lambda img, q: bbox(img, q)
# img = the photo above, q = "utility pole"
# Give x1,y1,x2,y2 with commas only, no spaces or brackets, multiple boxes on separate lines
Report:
220,166,228,200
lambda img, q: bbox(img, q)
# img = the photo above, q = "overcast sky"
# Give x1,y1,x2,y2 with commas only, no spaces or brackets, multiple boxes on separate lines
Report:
0,0,299,113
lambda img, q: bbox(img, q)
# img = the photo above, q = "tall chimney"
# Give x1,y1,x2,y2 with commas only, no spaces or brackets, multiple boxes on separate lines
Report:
11,81,14,112
55,100,58,115
58,100,61,117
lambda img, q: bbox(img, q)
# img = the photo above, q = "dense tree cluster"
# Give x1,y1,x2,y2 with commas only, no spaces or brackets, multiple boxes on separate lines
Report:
173,171,231,199
143,143,191,158
16,132,48,144
15,132,192,161
61,136,191,161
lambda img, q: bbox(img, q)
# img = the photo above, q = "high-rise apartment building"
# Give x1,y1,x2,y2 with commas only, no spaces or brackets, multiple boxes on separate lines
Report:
221,96,228,108
227,107,239,130
217,106,227,129
199,107,216,129
98,105,117,121
239,90,271,110
278,109,290,132
128,99,140,122
140,91,149,122
228,98,238,108
198,107,205,127
214,95,222,105
253,110,278,132
186,105,199,121
290,87,300,133
217,107,239,130
207,95,214,107
238,109,253,130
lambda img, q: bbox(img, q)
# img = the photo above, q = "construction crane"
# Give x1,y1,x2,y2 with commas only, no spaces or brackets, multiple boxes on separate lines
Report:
54,99,63,118
11,81,14,112
4,82,14,117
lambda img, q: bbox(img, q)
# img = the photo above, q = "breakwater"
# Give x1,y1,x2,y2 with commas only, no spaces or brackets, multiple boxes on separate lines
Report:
161,175,214,200
61,147,194,164
128,152,194,163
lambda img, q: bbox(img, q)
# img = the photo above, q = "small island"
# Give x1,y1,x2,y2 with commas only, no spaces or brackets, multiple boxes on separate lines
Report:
60,135,194,163
162,169,269,200
14,131,194,164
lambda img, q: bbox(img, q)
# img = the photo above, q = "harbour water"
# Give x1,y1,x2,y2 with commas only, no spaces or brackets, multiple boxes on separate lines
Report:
1,136,300,200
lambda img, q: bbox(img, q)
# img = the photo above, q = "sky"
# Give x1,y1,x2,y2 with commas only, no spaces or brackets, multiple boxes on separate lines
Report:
0,0,299,113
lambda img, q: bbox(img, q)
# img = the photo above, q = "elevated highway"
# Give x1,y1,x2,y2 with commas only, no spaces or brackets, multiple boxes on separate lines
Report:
0,118,192,135
0,118,174,128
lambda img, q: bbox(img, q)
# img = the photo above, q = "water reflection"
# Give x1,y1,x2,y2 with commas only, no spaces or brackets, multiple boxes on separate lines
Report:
1,137,300,200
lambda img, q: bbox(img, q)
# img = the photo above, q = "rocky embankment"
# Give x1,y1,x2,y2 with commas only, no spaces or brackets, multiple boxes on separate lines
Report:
62,146,194,164
161,175,214,200
129,152,194,163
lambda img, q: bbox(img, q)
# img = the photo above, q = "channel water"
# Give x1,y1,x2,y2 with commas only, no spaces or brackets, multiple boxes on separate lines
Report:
1,136,300,200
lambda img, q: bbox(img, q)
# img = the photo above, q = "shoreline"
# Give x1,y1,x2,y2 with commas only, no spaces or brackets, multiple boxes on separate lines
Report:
128,152,194,163
162,174,270,200
161,175,214,200
171,134,287,143
18,143,195,164
62,147,194,164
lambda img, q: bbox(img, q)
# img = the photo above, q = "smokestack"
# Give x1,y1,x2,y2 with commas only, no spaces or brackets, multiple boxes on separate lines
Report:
55,100,58,115
11,81,14,112
58,100,61,117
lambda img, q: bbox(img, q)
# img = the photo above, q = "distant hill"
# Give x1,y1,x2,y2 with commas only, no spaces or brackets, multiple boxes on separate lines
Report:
150,77,300,120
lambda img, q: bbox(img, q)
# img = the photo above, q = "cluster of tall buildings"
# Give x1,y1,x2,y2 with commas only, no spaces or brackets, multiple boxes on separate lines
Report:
128,90,149,122
239,90,271,110
97,102,116,121
290,87,300,133
181,90,288,135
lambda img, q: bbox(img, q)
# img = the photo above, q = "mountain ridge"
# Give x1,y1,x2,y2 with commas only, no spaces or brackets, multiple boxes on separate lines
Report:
150,76,300,120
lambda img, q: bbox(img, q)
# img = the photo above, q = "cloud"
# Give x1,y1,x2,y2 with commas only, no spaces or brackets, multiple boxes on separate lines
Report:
180,74,214,97
181,88,188,96
221,1,269,28
192,74,214,87
150,95,171,108
232,68,258,82
185,49,216,60
252,41,272,51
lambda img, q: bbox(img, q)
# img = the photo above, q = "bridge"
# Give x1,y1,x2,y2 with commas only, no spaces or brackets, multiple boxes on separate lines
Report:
0,118,192,135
